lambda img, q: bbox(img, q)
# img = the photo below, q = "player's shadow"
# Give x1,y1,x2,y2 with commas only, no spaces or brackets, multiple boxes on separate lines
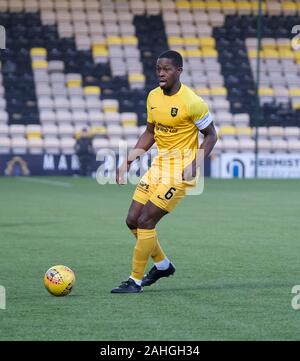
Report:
144,281,289,293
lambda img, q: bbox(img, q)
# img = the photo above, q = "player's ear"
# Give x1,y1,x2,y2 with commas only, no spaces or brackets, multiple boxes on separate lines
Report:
177,67,183,75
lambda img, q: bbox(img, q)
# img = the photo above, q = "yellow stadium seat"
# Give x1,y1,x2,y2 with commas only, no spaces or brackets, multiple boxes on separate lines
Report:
194,88,211,96
221,1,237,12
27,132,42,139
186,49,202,57
32,60,48,69
92,44,107,52
67,79,81,88
199,37,216,48
248,49,258,58
251,1,267,12
279,49,294,59
168,37,185,46
92,45,108,57
205,1,221,10
128,73,145,82
107,36,122,45
30,48,47,57
91,126,107,136
103,105,118,113
296,58,300,66
83,86,101,95
259,88,274,96
292,102,300,110
294,52,300,60
282,2,297,12
263,49,279,58
236,127,252,137
220,126,236,137
289,89,300,97
202,48,218,58
183,37,199,47
122,119,137,126
277,43,291,51
176,49,187,57
262,43,276,50
211,87,227,96
176,0,191,9
237,1,252,11
190,1,206,10
122,36,138,46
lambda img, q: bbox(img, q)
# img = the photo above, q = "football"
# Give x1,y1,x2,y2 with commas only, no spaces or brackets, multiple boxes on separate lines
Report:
44,265,76,297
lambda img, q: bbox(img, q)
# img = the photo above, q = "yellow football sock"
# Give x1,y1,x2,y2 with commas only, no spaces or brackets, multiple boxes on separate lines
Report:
130,228,157,281
130,228,165,263
151,239,166,263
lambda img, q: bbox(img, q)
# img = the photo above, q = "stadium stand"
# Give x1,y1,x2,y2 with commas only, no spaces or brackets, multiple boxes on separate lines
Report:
0,0,300,155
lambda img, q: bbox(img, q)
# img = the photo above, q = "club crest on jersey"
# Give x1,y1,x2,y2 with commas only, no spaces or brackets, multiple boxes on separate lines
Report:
171,107,178,117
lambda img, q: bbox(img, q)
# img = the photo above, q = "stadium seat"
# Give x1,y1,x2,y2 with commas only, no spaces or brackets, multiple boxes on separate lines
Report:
239,138,255,153
271,138,288,153
258,139,272,153
11,137,27,154
0,2,299,159
287,139,300,153
44,138,60,154
0,137,11,153
222,138,239,152
92,137,109,151
60,138,76,154
28,138,44,154
0,124,9,137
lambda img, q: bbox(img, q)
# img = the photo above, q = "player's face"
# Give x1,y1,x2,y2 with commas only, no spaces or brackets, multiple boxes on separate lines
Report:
156,58,182,90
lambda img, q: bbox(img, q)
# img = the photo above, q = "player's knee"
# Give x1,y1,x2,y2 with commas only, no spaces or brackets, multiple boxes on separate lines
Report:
126,213,138,230
137,214,155,229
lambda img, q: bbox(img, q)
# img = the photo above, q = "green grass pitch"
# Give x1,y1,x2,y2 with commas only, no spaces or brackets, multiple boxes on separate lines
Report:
0,177,300,340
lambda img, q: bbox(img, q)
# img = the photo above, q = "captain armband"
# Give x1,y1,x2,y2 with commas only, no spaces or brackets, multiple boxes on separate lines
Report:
194,112,213,130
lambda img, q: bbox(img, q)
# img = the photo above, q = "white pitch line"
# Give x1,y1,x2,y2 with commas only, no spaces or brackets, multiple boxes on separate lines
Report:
18,177,73,188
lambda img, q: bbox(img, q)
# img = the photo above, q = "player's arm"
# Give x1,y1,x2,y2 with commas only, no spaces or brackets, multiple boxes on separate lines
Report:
183,100,218,180
183,122,217,181
199,122,218,158
116,122,155,184
129,122,155,159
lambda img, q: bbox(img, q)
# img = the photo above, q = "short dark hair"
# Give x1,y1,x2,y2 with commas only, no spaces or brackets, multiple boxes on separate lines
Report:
158,50,183,68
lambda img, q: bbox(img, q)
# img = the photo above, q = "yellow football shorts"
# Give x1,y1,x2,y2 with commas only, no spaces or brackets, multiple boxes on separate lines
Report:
132,162,196,213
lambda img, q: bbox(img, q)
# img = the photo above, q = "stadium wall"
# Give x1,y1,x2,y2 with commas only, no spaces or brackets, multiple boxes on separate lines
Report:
211,152,300,178
2,152,300,178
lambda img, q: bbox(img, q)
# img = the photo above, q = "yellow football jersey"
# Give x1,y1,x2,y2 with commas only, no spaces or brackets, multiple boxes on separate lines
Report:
147,83,212,168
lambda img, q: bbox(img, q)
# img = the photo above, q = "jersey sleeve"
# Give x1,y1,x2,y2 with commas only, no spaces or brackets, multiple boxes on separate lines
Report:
190,98,213,130
146,93,154,124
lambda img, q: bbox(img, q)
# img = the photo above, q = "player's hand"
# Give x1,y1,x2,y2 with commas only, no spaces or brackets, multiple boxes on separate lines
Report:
182,161,197,181
116,162,131,185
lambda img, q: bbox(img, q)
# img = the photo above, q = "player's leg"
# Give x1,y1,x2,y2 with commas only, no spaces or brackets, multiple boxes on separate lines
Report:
79,156,85,176
126,164,168,262
111,200,169,293
111,167,180,293
125,199,144,238
139,183,188,287
126,199,168,262
111,167,161,293
129,200,169,286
